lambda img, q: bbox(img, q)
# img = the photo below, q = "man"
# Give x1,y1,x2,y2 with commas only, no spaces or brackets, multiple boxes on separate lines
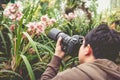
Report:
40,23,120,80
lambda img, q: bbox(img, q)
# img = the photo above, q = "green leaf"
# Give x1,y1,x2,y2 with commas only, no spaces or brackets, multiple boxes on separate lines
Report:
21,54,35,80
0,30,7,54
11,0,15,3
0,70,23,80
36,42,54,54
22,32,42,61
0,57,7,62
0,52,4,54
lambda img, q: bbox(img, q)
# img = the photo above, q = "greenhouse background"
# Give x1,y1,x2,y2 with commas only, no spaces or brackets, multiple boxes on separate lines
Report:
0,0,120,80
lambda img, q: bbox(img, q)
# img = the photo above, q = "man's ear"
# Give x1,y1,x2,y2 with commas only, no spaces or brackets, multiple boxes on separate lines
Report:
84,44,92,56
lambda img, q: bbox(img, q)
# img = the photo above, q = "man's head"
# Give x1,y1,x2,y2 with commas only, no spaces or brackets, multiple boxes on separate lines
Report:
78,23,120,63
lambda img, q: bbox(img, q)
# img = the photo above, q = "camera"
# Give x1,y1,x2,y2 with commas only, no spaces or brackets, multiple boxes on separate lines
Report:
48,28,83,56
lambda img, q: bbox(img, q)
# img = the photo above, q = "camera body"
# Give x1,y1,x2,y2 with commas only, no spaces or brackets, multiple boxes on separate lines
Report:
48,28,83,56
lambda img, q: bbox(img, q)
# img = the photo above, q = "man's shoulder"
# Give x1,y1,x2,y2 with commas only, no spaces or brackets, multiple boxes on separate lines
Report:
56,66,90,80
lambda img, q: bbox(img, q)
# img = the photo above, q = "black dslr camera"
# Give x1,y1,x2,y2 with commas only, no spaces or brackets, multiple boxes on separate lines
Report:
48,28,83,56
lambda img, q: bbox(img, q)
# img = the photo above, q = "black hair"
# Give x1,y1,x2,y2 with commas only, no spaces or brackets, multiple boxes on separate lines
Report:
84,23,120,61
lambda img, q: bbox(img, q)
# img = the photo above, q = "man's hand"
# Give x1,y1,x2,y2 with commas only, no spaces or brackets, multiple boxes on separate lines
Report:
54,37,65,59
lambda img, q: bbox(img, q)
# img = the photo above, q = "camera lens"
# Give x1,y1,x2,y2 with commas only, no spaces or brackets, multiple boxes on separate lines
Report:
47,28,61,41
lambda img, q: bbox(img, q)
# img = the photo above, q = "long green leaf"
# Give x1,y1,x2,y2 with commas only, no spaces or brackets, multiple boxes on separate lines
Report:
0,30,7,54
36,42,54,54
21,54,35,80
16,14,24,56
22,32,42,61
0,70,23,80
0,57,7,62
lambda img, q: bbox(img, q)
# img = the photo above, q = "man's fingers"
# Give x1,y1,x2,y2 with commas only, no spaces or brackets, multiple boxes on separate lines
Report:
56,37,62,46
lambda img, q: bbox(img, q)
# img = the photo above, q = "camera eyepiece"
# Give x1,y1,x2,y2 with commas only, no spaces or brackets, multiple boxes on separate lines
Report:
48,28,83,56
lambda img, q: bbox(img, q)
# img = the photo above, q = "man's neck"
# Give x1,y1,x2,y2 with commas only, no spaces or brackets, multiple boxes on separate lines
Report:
84,56,96,63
